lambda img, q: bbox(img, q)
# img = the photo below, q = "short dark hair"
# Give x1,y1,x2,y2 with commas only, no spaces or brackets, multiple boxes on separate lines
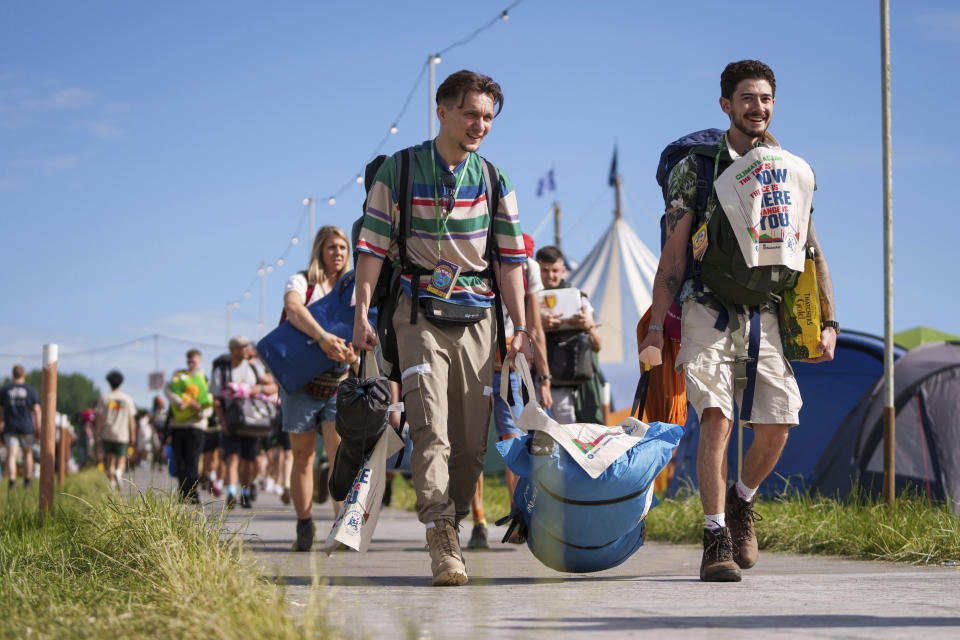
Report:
436,70,503,117
106,370,124,389
12,364,24,379
721,60,776,100
535,245,565,264
186,349,201,360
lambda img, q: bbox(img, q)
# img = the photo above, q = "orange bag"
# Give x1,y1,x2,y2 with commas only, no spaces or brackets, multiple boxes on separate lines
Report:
636,308,687,492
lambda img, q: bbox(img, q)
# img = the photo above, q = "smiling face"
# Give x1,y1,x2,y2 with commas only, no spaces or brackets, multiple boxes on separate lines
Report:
320,234,348,277
437,90,495,158
721,78,775,148
538,258,567,289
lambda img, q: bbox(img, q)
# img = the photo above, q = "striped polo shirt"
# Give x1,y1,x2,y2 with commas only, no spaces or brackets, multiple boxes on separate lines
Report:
357,140,526,307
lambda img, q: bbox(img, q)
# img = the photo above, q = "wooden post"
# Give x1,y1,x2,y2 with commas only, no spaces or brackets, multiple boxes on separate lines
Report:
39,344,58,518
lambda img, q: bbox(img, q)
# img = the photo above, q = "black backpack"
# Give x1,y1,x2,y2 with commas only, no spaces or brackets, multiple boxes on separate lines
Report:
355,147,508,383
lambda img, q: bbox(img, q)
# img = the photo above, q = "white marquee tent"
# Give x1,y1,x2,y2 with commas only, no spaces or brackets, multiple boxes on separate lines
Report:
568,214,659,410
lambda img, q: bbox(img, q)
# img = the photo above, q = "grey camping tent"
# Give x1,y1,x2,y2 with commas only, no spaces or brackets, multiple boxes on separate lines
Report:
812,341,960,514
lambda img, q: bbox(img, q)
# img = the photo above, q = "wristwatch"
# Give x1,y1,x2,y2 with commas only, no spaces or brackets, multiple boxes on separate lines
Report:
822,320,840,333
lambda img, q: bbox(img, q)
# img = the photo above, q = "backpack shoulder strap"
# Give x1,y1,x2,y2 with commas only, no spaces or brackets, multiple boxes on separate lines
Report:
479,155,508,364
395,147,416,267
394,146,424,324
479,156,501,262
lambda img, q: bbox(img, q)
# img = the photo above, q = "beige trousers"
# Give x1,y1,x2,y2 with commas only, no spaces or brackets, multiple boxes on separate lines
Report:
393,294,495,523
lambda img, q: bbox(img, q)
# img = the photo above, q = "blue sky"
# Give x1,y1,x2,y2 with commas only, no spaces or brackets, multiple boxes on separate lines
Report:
2,1,958,407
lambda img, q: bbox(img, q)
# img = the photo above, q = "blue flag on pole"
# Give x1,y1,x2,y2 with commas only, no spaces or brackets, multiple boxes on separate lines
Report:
536,169,556,197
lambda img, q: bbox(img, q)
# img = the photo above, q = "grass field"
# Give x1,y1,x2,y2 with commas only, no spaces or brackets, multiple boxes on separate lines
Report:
390,473,960,565
0,470,330,640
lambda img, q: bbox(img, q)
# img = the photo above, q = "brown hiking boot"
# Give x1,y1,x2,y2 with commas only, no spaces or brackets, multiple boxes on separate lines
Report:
425,519,468,586
700,527,742,582
726,485,761,569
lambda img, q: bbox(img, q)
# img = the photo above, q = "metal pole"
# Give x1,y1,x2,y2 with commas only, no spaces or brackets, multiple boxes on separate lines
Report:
553,201,562,250
614,174,624,220
58,419,66,487
429,54,437,139
259,263,266,340
153,334,159,373
308,198,315,245
39,344,57,518
881,0,896,506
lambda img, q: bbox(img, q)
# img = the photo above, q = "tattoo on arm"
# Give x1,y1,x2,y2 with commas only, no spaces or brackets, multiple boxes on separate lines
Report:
807,219,836,322
664,206,690,238
656,262,685,302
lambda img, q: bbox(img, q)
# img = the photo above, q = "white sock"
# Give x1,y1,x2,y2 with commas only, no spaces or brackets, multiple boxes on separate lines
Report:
705,513,726,530
736,479,757,502
115,470,123,486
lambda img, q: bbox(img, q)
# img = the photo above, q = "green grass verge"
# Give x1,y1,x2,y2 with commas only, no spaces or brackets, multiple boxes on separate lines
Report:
645,487,960,565
0,470,323,640
391,472,960,565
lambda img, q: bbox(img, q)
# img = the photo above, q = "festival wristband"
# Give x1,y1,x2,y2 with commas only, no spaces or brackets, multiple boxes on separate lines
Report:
318,330,327,344
648,324,664,332
514,326,529,336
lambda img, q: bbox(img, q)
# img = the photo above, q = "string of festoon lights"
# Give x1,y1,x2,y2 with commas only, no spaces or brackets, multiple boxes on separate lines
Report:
226,2,522,337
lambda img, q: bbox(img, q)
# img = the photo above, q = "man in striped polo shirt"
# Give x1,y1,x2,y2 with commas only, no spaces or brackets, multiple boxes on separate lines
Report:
354,69,529,586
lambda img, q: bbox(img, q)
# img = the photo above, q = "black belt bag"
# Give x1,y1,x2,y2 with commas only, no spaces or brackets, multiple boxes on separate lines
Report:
419,297,487,326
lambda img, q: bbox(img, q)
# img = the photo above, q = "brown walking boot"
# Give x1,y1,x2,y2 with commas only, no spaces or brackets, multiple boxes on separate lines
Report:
425,519,468,586
725,484,761,569
700,527,742,582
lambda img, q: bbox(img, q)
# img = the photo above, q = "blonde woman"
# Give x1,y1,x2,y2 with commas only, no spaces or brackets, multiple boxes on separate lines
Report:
281,225,357,552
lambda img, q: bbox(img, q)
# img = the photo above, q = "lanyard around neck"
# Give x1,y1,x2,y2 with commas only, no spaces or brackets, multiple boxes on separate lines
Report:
431,140,470,257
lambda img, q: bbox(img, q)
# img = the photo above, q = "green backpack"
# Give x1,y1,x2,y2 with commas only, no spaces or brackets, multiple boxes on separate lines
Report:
692,148,801,307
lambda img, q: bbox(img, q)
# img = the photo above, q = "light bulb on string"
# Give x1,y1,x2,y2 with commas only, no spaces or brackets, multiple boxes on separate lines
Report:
277,258,284,266
244,291,251,298
266,264,274,273
302,197,311,206
433,55,441,64
356,174,363,184
390,124,398,134
257,267,265,276
501,10,509,20
291,236,299,245
328,197,336,206
233,301,240,308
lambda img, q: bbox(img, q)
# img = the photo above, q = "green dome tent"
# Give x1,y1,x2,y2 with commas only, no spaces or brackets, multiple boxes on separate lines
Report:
894,326,960,350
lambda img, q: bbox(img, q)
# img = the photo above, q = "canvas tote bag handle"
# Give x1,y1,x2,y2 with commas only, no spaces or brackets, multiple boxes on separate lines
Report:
500,353,539,423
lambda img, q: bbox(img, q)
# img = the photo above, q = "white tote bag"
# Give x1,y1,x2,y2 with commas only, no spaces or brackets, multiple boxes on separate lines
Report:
321,425,404,553
501,354,650,479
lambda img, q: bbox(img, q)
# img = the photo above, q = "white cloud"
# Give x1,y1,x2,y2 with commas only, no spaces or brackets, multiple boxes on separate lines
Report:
23,87,97,110
914,12,960,43
67,121,124,139
45,155,79,172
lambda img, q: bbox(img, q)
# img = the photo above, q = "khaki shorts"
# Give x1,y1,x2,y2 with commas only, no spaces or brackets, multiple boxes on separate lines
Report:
675,300,802,426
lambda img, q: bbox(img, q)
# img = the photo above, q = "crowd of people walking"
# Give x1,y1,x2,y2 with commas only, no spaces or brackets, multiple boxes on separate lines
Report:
2,60,838,589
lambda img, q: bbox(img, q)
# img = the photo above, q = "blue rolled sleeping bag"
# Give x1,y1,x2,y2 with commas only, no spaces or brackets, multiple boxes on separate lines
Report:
257,270,376,394
497,420,684,573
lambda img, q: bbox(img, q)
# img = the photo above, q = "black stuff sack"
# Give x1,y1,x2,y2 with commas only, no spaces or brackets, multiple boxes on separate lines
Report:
330,351,391,501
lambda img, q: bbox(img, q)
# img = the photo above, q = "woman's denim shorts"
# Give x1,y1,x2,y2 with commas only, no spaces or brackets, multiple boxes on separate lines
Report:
280,386,338,434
